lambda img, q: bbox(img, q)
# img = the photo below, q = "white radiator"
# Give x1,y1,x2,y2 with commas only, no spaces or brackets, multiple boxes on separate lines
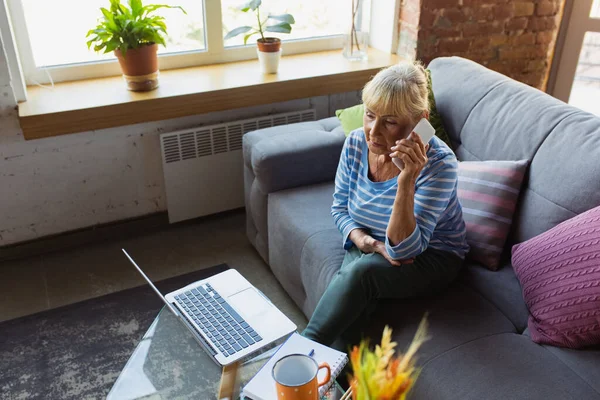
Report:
160,109,317,223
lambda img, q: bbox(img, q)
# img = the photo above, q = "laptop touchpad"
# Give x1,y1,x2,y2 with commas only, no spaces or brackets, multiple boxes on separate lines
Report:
227,288,269,319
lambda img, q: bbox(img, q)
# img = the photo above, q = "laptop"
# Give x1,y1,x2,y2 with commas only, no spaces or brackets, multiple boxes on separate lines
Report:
122,249,297,366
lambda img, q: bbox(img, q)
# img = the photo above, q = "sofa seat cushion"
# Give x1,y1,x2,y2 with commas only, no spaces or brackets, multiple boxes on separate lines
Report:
544,345,600,394
360,284,516,367
523,328,600,394
411,333,600,400
268,182,341,311
461,262,530,332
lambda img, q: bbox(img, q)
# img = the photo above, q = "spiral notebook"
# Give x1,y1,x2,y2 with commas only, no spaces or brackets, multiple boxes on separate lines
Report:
242,333,348,400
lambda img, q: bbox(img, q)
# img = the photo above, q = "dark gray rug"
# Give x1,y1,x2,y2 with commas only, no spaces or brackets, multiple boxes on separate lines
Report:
0,264,228,400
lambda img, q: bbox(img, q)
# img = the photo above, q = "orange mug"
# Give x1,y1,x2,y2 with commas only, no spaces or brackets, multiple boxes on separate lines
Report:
272,354,331,400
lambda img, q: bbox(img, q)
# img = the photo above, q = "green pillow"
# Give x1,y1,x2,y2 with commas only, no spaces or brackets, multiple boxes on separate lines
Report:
334,69,453,149
335,104,364,137
425,69,453,149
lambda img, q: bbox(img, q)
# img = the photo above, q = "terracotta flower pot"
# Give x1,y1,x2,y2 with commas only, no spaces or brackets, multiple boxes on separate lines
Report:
257,37,281,52
256,37,282,74
114,43,159,91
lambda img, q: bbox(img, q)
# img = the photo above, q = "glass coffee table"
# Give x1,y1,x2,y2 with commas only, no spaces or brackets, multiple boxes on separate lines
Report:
107,307,345,400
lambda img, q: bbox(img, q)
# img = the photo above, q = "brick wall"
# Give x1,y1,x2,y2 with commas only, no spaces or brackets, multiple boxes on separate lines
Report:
398,0,566,90
398,0,422,60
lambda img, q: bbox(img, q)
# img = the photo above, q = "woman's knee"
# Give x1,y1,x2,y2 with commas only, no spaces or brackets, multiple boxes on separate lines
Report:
344,253,388,283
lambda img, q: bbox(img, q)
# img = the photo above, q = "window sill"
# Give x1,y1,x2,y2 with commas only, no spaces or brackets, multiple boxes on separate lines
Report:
17,49,400,141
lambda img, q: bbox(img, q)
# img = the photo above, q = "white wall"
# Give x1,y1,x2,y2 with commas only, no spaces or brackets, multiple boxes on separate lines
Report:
0,34,361,246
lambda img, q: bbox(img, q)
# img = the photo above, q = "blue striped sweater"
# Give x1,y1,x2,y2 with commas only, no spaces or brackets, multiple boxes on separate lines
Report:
332,129,469,260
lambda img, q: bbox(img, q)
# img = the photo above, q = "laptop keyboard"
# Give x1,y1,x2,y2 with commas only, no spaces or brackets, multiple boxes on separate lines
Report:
175,283,263,357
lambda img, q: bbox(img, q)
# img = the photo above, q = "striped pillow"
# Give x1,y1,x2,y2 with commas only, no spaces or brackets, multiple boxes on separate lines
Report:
457,160,529,270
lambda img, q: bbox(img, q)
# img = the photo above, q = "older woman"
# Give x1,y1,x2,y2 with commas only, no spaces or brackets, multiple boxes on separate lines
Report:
303,61,469,347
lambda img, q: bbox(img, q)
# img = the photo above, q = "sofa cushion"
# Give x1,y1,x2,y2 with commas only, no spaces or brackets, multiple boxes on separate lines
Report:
544,344,600,394
428,57,600,245
361,285,516,368
426,68,453,149
428,57,508,150
335,104,363,136
510,112,600,244
458,160,528,270
444,77,568,164
525,326,600,393
512,205,600,348
268,182,338,312
411,333,600,400
428,57,569,163
461,262,529,332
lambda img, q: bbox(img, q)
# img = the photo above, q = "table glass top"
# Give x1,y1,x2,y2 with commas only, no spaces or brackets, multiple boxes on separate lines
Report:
107,307,344,400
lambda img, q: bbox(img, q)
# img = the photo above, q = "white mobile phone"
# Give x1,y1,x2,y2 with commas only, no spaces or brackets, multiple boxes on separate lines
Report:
412,118,436,143
392,118,435,170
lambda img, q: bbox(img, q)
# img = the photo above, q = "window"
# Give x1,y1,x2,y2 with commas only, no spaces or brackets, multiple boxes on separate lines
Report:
20,0,205,67
569,32,600,116
7,0,352,85
592,0,600,18
221,0,350,47
552,0,600,116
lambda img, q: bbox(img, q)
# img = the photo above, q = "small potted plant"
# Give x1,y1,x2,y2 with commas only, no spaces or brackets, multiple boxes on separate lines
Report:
86,0,185,91
224,0,295,74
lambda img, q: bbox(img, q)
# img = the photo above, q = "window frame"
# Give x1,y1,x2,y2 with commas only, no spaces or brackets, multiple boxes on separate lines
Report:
6,0,346,87
5,0,400,103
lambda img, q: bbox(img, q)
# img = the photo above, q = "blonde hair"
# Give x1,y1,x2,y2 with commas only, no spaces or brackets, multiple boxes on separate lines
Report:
362,60,429,123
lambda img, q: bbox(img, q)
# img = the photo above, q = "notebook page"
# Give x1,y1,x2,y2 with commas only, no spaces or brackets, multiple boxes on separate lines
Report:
242,333,347,400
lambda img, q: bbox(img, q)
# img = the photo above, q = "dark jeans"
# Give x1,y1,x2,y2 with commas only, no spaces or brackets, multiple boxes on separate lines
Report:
302,245,464,348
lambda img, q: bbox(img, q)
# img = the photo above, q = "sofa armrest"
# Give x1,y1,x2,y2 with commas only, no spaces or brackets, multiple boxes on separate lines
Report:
243,118,345,263
243,118,346,194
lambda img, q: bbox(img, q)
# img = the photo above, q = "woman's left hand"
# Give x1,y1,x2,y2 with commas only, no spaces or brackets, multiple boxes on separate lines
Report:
390,132,429,184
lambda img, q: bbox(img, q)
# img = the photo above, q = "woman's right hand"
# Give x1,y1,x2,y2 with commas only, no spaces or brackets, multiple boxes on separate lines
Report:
357,234,380,254
350,229,376,253
351,230,413,266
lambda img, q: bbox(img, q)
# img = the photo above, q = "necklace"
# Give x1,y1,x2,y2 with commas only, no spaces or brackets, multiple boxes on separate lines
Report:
369,152,385,181
369,151,398,182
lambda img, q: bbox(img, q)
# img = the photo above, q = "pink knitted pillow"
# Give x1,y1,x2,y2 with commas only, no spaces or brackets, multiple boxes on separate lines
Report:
512,205,600,348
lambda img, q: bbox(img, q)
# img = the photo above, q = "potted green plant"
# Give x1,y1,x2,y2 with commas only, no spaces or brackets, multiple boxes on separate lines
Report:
86,0,185,91
224,0,295,74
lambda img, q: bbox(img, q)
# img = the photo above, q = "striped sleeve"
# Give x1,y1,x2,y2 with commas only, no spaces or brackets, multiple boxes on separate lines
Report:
331,134,363,249
385,154,458,260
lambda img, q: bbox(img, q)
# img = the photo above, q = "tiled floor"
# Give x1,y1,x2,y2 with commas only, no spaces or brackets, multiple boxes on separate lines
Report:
0,210,308,331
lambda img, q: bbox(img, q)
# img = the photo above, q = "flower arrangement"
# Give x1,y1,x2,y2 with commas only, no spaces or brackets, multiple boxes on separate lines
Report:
348,316,429,400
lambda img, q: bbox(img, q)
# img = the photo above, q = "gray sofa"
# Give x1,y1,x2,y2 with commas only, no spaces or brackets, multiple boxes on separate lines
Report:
243,57,600,399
